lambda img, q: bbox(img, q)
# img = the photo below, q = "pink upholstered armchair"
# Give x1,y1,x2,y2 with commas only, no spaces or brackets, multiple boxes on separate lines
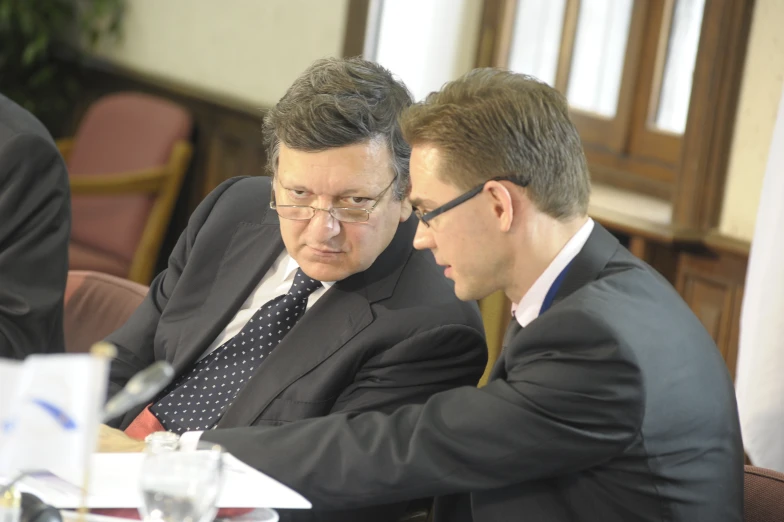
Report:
58,92,193,284
64,270,148,354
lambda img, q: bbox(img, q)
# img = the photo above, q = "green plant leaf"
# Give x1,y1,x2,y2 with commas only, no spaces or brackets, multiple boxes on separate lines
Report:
1,0,125,124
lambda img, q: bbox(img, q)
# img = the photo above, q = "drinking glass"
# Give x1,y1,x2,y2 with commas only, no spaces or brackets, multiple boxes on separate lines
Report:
139,442,224,522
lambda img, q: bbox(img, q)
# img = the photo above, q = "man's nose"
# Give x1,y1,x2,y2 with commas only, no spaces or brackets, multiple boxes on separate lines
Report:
413,220,434,251
308,208,341,240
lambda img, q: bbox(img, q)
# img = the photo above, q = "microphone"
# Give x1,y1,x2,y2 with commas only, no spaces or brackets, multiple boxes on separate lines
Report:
102,360,174,422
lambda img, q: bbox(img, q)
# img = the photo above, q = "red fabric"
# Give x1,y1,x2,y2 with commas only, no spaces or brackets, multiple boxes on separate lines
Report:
123,404,165,441
68,243,131,279
69,92,192,263
64,270,148,354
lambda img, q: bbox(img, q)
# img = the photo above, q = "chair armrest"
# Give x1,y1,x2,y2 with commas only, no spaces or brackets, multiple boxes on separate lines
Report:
69,167,169,195
56,138,74,162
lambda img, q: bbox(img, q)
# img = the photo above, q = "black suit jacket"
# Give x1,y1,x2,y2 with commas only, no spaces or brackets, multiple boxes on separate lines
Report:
106,173,486,460
0,93,70,359
202,224,744,522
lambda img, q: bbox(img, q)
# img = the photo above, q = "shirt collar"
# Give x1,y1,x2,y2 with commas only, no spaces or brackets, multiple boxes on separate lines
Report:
513,218,594,328
282,255,335,289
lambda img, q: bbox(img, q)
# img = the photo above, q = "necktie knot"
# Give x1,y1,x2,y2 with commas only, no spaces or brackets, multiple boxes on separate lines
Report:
289,268,322,298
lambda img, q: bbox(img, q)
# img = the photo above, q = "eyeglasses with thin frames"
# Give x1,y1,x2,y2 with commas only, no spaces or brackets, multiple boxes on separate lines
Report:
270,177,397,223
413,176,530,228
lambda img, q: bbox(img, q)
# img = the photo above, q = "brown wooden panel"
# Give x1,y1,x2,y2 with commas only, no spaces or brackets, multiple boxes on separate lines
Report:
644,240,679,285
676,250,747,376
585,146,675,200
204,118,268,197
475,0,518,68
671,0,755,231
725,285,743,379
681,272,732,341
342,0,371,58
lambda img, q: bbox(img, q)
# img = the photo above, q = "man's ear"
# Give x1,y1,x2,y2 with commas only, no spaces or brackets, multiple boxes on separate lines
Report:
485,182,514,232
399,197,413,222
399,181,413,222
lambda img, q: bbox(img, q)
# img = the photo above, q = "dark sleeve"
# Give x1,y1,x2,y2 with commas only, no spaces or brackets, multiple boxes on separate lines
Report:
274,324,486,522
201,309,643,510
105,179,243,405
0,133,69,359
330,324,487,415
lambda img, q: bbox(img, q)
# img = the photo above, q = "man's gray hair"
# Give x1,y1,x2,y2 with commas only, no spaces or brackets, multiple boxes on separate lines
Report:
263,57,414,200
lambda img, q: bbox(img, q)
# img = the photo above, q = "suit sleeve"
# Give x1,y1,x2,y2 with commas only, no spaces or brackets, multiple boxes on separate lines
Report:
200,309,644,510
330,324,487,415
0,133,69,359
273,325,486,522
105,179,243,404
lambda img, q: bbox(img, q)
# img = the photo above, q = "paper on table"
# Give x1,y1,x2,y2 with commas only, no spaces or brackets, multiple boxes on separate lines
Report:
12,452,311,510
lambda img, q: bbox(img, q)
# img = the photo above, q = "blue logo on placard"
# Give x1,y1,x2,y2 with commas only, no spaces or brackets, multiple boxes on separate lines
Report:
1,399,78,434
30,398,77,430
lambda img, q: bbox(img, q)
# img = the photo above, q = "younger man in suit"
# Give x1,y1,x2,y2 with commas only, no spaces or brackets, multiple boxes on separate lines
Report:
0,93,70,359
98,58,487,488
196,69,745,521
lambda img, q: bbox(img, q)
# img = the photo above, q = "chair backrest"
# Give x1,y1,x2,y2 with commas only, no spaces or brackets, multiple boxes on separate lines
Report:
745,465,784,521
64,270,148,353
68,92,192,274
477,290,512,385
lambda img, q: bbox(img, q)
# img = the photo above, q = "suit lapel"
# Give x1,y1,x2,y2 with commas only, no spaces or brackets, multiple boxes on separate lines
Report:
488,320,521,381
549,222,619,308
488,352,507,381
173,217,284,372
488,223,619,382
217,216,418,427
216,285,373,427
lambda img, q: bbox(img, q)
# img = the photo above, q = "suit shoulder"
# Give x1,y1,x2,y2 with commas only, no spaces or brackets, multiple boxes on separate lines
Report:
0,132,66,191
0,95,55,146
212,176,271,206
202,176,274,222
536,263,712,360
211,175,272,200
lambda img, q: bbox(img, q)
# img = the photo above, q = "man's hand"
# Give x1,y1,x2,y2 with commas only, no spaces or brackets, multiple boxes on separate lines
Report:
97,424,146,453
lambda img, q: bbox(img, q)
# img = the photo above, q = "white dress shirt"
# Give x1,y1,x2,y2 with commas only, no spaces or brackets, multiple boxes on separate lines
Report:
198,249,334,361
512,218,595,328
179,250,333,448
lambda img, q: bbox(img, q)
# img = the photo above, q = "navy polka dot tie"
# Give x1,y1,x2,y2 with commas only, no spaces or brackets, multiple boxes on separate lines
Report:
150,268,322,434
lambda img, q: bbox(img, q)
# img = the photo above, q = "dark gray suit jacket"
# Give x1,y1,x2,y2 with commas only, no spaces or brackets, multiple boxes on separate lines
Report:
106,173,486,435
0,93,70,359
202,224,744,522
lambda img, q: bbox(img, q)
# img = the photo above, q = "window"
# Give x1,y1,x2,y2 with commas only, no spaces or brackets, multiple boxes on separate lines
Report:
362,0,482,101
654,0,706,134
475,0,754,231
565,0,633,118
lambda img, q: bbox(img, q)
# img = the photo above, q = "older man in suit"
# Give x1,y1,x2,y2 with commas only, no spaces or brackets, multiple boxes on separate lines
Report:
0,93,70,359
195,70,745,521
98,58,487,513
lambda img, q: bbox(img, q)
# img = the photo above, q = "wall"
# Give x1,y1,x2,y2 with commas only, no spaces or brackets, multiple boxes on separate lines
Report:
91,0,350,108
719,0,784,241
